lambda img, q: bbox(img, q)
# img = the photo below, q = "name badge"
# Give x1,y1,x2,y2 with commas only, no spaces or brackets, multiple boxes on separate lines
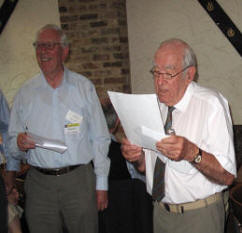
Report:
64,123,80,135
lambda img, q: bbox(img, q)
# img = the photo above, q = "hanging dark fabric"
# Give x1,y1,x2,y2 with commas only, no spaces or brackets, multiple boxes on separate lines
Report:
0,0,19,34
197,0,242,57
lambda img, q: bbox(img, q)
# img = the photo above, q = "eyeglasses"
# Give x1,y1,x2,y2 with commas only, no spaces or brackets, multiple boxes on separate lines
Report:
150,66,191,81
33,41,62,50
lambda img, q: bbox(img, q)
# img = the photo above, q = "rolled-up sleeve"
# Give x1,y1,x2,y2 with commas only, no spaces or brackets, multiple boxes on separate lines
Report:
206,95,236,176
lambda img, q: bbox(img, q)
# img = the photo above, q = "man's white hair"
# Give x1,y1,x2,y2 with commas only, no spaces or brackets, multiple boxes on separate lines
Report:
35,24,69,48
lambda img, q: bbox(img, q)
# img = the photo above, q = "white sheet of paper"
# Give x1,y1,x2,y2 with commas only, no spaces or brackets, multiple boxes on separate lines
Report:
108,91,167,151
27,132,68,154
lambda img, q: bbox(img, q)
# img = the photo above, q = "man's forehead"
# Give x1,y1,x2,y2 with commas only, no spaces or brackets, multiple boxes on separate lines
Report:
153,63,176,71
154,47,183,69
154,54,181,70
38,29,60,42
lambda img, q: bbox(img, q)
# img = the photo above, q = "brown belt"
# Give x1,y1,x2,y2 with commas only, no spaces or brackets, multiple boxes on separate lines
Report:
159,192,222,214
32,164,81,176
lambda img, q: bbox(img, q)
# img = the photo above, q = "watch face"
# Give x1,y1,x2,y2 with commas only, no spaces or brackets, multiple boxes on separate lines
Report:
195,154,202,163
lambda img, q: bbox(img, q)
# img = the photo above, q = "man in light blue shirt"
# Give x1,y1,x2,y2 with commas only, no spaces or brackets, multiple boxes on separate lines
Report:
0,89,20,172
0,89,20,233
8,24,110,233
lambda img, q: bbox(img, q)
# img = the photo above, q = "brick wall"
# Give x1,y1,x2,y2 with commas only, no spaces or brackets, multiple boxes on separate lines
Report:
58,0,131,98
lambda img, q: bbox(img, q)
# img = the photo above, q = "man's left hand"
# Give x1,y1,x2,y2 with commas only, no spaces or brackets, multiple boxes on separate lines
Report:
4,171,16,194
156,135,198,162
96,190,108,211
4,171,19,205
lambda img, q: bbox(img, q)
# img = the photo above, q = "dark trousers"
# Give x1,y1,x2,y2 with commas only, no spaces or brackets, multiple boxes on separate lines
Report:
0,174,8,233
99,178,153,233
133,179,153,233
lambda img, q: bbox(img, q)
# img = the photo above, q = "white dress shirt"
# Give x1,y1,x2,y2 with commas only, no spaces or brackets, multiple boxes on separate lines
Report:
145,82,236,204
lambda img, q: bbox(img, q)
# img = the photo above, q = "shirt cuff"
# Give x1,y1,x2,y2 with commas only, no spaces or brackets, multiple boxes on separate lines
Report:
96,175,108,190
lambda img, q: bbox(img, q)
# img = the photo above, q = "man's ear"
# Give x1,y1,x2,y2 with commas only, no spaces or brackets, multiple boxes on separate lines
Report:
186,66,196,83
62,46,69,62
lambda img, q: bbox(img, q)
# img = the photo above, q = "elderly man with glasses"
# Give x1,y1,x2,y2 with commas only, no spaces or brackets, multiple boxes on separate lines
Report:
8,24,110,233
122,38,236,233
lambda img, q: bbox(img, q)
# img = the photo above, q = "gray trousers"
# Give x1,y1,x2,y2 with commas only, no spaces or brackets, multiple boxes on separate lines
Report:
153,198,225,233
24,164,98,233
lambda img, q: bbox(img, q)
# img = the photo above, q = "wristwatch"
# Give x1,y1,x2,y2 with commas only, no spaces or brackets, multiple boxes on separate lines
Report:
192,147,203,164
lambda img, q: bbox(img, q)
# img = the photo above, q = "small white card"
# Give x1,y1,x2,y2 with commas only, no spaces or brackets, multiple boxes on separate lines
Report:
140,126,167,151
65,110,83,123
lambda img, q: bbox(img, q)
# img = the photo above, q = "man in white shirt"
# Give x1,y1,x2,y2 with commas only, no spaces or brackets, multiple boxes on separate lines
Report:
122,38,236,233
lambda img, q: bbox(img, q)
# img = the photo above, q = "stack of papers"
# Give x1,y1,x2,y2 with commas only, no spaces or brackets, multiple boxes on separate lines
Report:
108,91,167,151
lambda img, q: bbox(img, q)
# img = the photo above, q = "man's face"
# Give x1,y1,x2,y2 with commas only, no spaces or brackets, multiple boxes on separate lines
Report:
153,45,192,106
35,29,68,77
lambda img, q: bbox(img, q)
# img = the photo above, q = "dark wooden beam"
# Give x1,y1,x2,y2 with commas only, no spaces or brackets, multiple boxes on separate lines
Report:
0,0,19,34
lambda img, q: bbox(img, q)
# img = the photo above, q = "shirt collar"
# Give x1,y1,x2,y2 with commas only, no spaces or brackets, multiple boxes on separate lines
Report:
174,81,195,112
39,67,68,89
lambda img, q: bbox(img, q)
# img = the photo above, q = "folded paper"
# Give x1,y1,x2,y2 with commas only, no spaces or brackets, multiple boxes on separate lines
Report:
27,132,67,154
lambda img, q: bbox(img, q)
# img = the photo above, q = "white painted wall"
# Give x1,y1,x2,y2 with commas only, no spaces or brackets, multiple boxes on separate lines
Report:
0,0,60,105
126,0,242,124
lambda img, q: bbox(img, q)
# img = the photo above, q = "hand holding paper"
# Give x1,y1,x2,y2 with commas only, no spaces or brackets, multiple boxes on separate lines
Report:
17,132,36,152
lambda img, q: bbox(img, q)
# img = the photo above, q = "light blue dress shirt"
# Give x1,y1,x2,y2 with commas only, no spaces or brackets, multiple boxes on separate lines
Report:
8,68,110,190
110,134,146,182
0,89,20,171
126,161,146,183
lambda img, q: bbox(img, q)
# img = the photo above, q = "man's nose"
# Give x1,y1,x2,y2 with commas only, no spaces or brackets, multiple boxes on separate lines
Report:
156,76,166,85
41,46,49,52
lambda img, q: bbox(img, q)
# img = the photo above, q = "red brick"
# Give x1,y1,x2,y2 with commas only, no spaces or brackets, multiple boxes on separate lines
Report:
58,0,131,96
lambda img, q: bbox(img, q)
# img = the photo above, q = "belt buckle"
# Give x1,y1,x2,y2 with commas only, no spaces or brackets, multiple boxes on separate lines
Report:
163,203,184,214
54,168,61,176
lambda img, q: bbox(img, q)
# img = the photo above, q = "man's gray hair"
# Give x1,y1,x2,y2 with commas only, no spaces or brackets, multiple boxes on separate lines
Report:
183,44,197,68
35,24,69,48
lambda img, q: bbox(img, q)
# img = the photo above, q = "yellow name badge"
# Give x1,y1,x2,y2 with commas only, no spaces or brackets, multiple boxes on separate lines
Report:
64,123,80,134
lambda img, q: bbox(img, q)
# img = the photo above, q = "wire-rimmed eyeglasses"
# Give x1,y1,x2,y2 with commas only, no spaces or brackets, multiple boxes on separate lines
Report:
150,66,191,81
33,42,62,50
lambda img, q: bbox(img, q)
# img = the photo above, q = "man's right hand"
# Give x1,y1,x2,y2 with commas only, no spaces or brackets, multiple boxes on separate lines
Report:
17,133,35,151
121,138,145,172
